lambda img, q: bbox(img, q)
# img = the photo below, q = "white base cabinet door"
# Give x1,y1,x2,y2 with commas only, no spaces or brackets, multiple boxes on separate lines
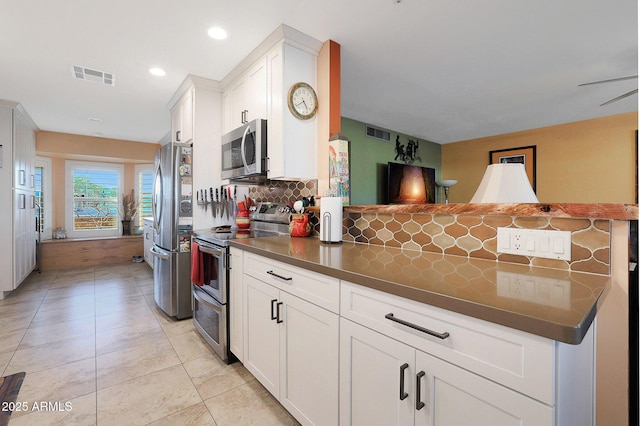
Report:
340,318,415,426
244,274,280,396
340,318,553,426
243,273,339,426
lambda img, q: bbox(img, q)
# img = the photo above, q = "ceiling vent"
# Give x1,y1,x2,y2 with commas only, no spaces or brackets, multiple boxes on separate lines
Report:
71,65,115,86
365,125,391,142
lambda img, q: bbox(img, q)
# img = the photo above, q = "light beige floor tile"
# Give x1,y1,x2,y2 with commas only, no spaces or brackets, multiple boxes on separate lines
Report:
96,338,181,390
0,311,35,335
94,293,148,316
183,355,254,400
8,392,97,426
30,303,95,328
205,380,300,426
168,330,216,363
152,306,196,337
0,301,40,322
96,321,166,356
38,292,95,313
18,317,95,349
0,328,27,354
6,334,96,375
43,283,94,301
0,351,13,376
147,402,215,426
97,364,202,426
136,282,154,296
10,358,96,419
95,305,159,332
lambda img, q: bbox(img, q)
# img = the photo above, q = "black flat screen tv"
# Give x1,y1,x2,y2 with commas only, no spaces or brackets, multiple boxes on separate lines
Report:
387,162,436,204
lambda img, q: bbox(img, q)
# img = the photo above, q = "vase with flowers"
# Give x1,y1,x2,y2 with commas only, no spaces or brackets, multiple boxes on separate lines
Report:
120,189,140,235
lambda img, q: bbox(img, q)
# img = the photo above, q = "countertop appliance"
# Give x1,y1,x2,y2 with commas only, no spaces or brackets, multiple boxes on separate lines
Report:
320,197,343,243
151,142,193,319
221,119,267,181
191,202,290,363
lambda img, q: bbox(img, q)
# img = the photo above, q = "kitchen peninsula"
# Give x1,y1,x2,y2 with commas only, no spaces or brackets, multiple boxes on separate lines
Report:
227,202,635,426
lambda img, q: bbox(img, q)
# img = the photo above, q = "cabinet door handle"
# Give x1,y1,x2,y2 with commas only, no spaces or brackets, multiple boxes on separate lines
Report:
176,130,181,142
399,363,409,401
385,313,450,340
276,301,283,324
266,270,292,281
271,299,278,320
416,371,426,410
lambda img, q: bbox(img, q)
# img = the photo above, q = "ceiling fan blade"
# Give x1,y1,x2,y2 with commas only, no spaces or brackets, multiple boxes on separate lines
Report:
579,75,638,86
600,89,639,106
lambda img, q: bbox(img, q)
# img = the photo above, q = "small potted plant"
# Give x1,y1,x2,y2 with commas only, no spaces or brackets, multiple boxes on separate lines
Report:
120,189,140,235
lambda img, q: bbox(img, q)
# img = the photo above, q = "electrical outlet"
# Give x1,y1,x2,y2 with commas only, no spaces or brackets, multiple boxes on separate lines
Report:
497,227,571,261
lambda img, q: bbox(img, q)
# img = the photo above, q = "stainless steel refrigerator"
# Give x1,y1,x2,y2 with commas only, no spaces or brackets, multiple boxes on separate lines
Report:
151,142,193,319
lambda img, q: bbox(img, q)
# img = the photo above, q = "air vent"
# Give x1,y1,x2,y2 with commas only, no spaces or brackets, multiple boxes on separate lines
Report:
71,65,115,86
365,125,391,142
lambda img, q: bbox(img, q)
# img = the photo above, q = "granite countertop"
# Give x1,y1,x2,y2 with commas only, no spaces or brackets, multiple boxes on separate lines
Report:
230,236,611,345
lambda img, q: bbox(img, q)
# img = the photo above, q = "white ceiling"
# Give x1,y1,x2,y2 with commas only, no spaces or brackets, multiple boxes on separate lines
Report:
0,0,637,144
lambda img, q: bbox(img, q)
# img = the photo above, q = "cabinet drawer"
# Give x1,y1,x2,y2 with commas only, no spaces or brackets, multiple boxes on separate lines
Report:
341,281,556,405
244,252,340,313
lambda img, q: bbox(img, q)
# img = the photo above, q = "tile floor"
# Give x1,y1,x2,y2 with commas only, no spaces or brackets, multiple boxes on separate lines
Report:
0,262,299,425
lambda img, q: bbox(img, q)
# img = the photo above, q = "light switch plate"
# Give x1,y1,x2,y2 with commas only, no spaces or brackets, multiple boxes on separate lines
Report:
497,227,571,261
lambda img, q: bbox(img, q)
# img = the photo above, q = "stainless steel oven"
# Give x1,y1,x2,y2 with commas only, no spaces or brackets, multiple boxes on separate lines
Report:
191,236,232,363
191,202,291,363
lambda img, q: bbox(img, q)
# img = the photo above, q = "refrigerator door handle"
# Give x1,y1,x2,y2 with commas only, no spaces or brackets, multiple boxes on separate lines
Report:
150,245,171,259
152,159,163,234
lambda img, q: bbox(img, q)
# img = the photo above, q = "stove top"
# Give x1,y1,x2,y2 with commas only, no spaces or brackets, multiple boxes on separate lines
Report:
193,202,291,247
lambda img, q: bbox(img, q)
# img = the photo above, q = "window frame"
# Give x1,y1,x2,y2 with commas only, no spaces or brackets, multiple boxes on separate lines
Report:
65,160,124,238
134,163,154,228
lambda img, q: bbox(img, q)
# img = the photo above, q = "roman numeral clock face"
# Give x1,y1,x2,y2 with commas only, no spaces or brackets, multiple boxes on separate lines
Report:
287,82,318,120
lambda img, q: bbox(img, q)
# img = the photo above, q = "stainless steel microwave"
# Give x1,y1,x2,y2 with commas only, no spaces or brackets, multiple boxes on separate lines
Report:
221,119,267,181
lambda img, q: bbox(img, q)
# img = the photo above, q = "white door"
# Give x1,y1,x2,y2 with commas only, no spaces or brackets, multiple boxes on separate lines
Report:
243,275,280,397
279,291,339,425
414,350,553,426
340,318,415,426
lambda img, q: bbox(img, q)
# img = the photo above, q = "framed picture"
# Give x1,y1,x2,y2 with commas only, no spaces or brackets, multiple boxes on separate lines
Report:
329,135,350,205
489,145,536,192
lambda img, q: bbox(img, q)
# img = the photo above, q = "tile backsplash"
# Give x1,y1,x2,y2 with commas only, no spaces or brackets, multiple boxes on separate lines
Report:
246,182,612,275
343,211,611,275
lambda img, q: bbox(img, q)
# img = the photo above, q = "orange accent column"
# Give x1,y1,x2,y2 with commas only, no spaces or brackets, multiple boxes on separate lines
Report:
317,40,341,195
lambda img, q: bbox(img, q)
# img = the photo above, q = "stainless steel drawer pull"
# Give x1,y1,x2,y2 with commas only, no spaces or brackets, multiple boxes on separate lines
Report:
266,270,292,281
385,313,450,340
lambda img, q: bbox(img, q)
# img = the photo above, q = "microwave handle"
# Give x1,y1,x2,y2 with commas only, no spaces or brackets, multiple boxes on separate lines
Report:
240,124,251,174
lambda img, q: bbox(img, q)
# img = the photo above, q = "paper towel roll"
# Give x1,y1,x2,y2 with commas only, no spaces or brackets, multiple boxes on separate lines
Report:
320,197,343,243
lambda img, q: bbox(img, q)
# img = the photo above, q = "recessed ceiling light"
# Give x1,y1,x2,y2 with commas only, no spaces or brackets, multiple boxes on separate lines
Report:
207,27,228,40
149,67,166,77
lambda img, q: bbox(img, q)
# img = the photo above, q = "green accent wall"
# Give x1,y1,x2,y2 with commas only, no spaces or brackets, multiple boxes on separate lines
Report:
341,117,442,205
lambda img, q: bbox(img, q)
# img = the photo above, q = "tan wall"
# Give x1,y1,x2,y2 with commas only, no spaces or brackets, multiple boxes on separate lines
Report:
442,113,638,204
36,131,159,229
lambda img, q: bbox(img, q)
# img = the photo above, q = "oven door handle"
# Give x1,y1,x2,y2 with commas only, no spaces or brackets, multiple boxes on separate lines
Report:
197,245,224,257
193,286,223,312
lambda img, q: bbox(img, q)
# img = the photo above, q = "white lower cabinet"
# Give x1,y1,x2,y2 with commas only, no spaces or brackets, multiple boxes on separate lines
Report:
235,251,595,426
340,319,552,426
243,273,339,426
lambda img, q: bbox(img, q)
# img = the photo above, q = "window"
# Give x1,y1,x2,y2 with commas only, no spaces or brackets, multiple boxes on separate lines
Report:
135,164,154,227
65,161,124,238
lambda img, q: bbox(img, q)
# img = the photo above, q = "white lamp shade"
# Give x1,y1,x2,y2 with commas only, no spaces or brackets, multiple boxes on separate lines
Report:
470,163,538,203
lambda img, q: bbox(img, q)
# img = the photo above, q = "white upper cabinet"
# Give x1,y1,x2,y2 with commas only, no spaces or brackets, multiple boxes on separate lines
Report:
221,25,322,181
171,87,194,144
223,58,268,132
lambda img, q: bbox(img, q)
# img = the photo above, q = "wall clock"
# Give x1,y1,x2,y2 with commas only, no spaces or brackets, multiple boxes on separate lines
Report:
287,82,318,120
